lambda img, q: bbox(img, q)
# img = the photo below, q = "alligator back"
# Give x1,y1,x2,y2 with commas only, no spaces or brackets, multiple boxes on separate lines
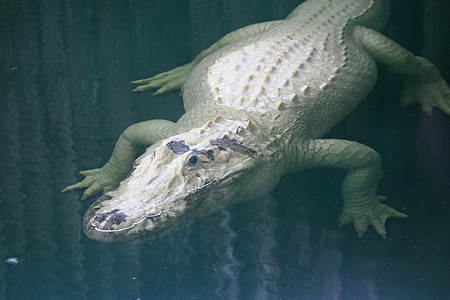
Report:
182,0,390,137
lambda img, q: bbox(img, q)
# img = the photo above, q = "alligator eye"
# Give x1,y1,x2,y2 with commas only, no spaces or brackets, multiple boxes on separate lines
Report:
186,154,199,168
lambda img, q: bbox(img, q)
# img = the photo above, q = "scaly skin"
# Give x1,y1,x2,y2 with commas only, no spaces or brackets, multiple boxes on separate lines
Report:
63,0,449,242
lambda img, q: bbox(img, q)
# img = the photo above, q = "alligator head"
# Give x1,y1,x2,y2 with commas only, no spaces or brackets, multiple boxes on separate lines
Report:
83,117,278,242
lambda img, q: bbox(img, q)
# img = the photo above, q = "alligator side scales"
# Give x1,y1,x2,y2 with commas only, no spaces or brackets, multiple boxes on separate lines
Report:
63,0,449,242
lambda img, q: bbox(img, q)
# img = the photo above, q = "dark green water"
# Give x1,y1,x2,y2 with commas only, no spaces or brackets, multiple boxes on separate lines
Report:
0,0,449,299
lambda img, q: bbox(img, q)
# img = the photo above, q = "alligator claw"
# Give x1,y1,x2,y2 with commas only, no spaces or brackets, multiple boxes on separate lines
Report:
401,71,450,116
338,197,407,239
131,63,193,94
62,168,118,200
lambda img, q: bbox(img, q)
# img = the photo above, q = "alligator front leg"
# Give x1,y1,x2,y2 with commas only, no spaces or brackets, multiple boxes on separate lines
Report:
355,26,450,116
298,139,407,239
62,119,175,200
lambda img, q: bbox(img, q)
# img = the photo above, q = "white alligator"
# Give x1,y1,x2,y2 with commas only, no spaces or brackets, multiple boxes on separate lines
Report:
63,0,449,242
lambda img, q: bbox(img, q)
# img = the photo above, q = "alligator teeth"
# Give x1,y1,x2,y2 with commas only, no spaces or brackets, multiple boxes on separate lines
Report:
245,120,252,129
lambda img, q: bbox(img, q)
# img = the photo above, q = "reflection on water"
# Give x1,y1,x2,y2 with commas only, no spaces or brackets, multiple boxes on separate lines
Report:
0,0,449,299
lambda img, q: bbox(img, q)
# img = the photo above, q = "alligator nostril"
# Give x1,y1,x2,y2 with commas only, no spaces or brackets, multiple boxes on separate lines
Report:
92,213,108,225
103,213,127,228
110,212,127,225
92,210,127,229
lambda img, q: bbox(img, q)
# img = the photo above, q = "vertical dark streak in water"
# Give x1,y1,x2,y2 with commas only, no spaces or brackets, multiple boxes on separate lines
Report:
166,227,195,294
197,211,225,294
212,209,243,299
111,244,143,298
188,0,226,57
95,0,133,136
311,230,344,299
240,195,280,300
128,1,187,122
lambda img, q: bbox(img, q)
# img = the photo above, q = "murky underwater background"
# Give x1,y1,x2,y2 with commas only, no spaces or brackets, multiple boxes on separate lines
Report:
0,0,449,299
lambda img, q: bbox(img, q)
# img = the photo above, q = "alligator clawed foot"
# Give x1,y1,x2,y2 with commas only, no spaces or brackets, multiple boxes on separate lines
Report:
338,196,408,239
131,63,193,95
61,168,118,200
401,61,450,116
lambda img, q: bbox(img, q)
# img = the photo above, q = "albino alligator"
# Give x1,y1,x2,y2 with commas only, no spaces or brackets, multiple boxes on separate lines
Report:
63,0,449,242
